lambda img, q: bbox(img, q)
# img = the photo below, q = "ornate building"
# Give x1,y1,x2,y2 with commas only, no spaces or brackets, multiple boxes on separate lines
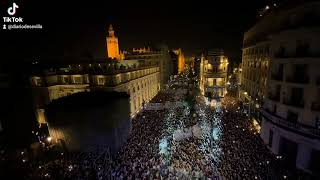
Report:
199,49,229,99
241,0,320,175
132,47,152,54
31,60,160,125
106,24,121,60
126,45,173,89
30,25,174,146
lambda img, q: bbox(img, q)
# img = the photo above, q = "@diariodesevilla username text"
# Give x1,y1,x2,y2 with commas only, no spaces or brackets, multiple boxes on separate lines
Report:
5,24,43,30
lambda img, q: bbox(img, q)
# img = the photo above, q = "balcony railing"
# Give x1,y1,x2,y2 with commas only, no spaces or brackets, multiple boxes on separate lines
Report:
311,102,320,111
262,109,320,138
204,71,227,77
274,50,319,58
285,76,309,84
283,98,304,108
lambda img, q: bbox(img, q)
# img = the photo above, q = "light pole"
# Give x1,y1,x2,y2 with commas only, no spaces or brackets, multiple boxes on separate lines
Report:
244,92,251,119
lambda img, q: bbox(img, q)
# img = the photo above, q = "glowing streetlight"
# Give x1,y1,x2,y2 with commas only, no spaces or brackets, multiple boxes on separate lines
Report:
47,136,52,143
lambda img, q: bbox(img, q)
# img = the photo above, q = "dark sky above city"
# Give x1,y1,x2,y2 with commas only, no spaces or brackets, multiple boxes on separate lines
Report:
1,0,269,63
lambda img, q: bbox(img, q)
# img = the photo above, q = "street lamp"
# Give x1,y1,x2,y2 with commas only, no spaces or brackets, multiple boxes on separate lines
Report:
47,136,52,143
243,92,250,119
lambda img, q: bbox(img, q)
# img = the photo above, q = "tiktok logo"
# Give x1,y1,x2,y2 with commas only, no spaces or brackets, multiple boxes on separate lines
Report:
7,2,19,16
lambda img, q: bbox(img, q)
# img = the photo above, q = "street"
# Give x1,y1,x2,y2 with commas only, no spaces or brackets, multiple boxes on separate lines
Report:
109,71,293,179
19,70,297,180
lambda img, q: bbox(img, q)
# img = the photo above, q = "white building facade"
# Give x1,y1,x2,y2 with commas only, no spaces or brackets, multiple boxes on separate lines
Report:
256,1,320,175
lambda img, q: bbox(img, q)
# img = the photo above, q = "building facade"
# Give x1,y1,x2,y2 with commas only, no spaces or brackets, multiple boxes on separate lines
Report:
200,50,228,99
243,1,320,175
106,25,173,87
31,61,161,125
240,36,270,109
125,45,173,89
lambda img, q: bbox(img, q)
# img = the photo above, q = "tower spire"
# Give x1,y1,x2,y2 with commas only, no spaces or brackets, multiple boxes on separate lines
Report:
108,24,115,37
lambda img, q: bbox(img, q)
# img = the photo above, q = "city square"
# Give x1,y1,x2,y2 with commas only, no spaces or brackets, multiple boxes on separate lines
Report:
1,0,320,179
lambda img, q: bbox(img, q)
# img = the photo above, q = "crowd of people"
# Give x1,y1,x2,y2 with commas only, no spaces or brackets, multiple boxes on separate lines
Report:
1,74,305,179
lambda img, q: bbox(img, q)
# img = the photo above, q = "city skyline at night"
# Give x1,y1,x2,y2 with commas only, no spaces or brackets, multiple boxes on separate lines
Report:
0,0,319,179
1,0,268,61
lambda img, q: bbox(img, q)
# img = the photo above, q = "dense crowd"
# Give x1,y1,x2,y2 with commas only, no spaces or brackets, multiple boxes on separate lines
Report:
1,74,304,179
211,97,289,179
149,92,175,103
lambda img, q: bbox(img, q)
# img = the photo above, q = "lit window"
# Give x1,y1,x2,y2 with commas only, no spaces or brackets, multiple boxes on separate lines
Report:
35,78,42,86
98,77,105,85
74,77,82,84
63,77,69,83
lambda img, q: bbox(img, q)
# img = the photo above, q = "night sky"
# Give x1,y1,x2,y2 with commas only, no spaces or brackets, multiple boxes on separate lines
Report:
1,0,269,63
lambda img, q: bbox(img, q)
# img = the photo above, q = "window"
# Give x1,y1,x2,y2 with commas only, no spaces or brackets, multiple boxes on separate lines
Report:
310,150,320,174
98,77,105,85
268,130,273,147
287,111,298,123
276,45,285,57
296,40,310,57
63,77,69,83
291,87,304,105
74,77,82,84
316,117,320,129
35,78,42,86
213,67,217,73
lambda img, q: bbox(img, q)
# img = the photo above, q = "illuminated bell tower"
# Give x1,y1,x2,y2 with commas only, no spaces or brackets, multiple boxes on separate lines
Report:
106,24,120,60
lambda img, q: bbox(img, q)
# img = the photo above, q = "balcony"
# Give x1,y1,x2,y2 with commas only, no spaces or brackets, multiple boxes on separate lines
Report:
283,98,304,108
271,73,283,81
261,109,320,139
204,84,225,90
285,75,309,84
264,109,299,129
268,93,280,102
274,48,318,58
203,71,227,78
311,102,320,111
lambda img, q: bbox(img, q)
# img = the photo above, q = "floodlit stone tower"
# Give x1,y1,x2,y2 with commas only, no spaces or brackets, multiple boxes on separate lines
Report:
106,24,120,60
